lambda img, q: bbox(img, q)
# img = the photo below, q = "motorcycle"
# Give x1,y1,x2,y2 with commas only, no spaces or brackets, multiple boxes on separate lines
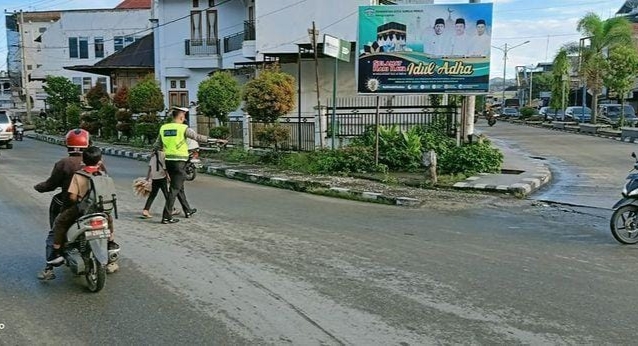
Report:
60,212,120,292
12,119,23,141
486,112,497,127
610,152,638,244
185,138,202,181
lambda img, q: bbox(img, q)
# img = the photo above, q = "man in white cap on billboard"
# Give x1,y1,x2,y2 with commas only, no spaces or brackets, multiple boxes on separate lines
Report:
468,19,491,57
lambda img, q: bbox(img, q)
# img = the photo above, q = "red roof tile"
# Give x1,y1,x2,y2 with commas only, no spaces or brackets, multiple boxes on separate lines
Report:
115,0,151,9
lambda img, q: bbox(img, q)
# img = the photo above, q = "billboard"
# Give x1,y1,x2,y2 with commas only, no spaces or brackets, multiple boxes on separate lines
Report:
357,3,493,94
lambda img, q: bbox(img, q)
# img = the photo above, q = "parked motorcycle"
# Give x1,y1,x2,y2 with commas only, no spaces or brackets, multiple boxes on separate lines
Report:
610,152,638,244
61,212,120,292
185,138,202,181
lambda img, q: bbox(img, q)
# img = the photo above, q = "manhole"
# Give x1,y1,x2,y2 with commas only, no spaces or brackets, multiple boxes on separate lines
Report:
501,169,524,175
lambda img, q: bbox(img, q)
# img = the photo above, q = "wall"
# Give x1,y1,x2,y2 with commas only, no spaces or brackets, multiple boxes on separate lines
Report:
256,0,373,55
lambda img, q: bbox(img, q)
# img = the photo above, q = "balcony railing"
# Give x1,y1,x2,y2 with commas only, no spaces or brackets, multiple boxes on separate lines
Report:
223,32,244,53
185,38,220,56
244,20,255,41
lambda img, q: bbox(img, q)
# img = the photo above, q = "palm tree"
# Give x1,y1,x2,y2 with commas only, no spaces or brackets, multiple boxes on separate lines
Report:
572,13,633,123
550,47,571,120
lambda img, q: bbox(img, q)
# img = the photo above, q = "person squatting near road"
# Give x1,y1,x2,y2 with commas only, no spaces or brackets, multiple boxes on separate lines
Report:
141,148,179,219
46,146,120,268
34,129,114,280
153,106,227,224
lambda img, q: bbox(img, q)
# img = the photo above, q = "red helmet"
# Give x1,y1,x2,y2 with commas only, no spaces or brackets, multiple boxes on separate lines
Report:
65,129,90,152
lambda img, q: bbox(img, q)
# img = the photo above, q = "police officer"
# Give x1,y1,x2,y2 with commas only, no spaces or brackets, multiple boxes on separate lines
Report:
155,106,227,224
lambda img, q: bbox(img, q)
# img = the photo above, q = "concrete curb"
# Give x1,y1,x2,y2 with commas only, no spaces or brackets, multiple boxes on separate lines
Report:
507,120,638,144
452,163,551,197
27,133,425,207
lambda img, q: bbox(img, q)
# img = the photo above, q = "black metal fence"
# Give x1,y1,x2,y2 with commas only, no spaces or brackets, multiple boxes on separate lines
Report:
185,38,220,55
223,32,243,53
228,120,243,146
326,106,457,137
250,117,315,151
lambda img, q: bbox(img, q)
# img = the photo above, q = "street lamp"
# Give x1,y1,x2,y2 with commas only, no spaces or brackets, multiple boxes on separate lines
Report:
492,40,530,108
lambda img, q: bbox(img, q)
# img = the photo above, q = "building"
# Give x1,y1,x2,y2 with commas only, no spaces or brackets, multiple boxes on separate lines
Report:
7,0,152,113
152,0,381,127
0,71,14,110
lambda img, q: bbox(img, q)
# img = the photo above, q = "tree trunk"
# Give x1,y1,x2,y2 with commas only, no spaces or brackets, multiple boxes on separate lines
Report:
620,97,626,128
591,90,599,124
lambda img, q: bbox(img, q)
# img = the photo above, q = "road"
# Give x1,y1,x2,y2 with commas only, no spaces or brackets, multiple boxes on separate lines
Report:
1,138,638,345
479,120,635,209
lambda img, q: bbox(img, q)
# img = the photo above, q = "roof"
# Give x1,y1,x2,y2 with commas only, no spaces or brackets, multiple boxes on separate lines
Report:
115,0,151,9
63,33,154,76
616,0,638,15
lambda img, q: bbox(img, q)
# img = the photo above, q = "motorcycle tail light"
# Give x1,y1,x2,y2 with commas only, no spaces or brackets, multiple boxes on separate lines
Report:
89,218,104,229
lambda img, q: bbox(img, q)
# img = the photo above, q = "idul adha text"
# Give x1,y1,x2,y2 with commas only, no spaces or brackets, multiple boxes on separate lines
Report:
407,61,475,75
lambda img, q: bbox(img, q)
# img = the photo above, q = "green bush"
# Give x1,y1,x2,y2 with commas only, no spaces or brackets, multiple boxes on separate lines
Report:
353,124,423,171
519,107,537,119
66,104,81,129
438,140,503,175
209,126,230,139
280,146,378,174
255,124,290,151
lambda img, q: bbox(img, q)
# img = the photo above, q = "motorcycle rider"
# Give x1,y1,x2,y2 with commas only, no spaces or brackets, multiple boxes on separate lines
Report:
34,129,117,280
47,146,118,266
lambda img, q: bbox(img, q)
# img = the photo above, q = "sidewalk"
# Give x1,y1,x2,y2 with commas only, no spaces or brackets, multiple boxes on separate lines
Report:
27,132,552,207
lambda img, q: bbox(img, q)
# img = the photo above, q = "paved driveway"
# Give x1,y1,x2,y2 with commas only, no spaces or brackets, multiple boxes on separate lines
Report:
478,121,635,209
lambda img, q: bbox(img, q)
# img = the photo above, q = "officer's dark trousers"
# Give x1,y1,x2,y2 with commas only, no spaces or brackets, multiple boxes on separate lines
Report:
163,160,192,220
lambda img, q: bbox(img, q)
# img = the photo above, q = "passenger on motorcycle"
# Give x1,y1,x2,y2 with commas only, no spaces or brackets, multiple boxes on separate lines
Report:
35,129,90,280
47,146,119,266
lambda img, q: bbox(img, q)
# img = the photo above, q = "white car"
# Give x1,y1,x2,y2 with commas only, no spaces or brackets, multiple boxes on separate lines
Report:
0,111,13,149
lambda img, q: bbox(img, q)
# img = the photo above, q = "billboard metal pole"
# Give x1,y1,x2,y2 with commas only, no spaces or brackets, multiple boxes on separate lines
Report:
331,57,337,149
375,95,380,165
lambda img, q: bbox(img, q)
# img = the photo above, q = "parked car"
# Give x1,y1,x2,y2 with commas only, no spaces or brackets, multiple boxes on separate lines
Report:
598,104,638,126
564,106,592,123
0,111,13,149
539,107,564,121
501,107,520,117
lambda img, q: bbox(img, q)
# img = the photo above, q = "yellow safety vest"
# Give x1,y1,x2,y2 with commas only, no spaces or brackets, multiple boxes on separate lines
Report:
160,123,188,161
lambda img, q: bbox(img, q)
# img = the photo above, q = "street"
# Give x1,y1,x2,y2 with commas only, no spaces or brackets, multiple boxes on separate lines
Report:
1,136,638,345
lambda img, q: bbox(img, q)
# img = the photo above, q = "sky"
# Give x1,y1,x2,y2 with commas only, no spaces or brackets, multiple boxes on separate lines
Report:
0,0,630,78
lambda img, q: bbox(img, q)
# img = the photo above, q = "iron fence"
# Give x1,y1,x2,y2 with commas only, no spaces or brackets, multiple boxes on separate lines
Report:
250,117,315,151
228,120,243,146
223,32,243,53
185,38,220,55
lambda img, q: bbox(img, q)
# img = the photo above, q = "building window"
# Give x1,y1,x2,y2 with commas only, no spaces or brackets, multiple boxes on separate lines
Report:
208,0,215,6
38,27,46,33
169,91,189,108
206,10,218,43
69,37,89,59
82,77,92,94
72,77,82,93
69,37,78,58
114,35,138,52
191,11,202,42
170,80,177,88
97,77,107,89
27,65,32,70
193,0,199,7
114,36,124,51
95,37,104,58
180,80,186,88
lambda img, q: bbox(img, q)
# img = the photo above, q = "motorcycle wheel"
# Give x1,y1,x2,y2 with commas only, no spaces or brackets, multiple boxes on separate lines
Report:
185,164,196,181
85,258,106,292
610,205,638,244
488,119,496,127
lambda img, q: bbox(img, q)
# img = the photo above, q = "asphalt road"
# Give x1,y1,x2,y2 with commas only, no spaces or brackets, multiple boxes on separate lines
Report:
479,120,635,209
1,138,638,345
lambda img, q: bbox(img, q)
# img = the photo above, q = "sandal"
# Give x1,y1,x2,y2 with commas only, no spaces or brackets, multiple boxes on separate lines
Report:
141,211,152,219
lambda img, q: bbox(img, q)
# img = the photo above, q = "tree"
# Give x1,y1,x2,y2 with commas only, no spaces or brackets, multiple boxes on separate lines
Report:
85,83,110,110
531,72,553,101
604,45,638,127
197,71,241,125
128,75,164,114
550,48,571,119
243,66,296,123
573,13,633,123
243,66,296,152
113,85,129,109
43,76,81,131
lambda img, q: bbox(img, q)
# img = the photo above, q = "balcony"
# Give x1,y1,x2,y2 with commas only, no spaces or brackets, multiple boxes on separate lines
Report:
223,32,243,53
184,38,220,56
242,20,256,58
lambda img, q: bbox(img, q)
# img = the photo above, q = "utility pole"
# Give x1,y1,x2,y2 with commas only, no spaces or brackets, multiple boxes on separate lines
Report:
309,22,323,148
19,10,32,122
492,40,530,108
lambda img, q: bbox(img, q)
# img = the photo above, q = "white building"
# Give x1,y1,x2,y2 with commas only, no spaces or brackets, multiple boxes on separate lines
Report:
18,0,152,111
153,0,381,122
